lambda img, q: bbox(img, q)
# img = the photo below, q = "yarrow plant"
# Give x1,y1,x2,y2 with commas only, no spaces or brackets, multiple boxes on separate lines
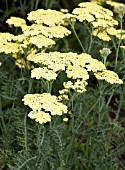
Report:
0,2,123,125
0,1,125,169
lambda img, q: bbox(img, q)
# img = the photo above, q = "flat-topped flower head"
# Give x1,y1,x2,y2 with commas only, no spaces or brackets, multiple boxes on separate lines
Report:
27,52,78,72
28,51,122,96
63,79,87,93
23,24,71,38
66,64,89,80
29,35,55,48
85,58,106,72
6,16,27,29
72,2,118,41
31,67,57,81
27,9,66,26
0,42,22,54
22,93,68,116
28,111,51,124
72,2,114,22
94,70,123,84
0,33,15,44
15,58,33,69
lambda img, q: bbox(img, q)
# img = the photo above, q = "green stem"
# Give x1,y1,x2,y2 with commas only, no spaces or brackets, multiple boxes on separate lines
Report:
24,113,27,150
70,22,86,53
65,134,75,168
84,22,93,54
106,88,115,107
115,16,123,67
88,30,93,54
35,0,40,10
5,0,8,11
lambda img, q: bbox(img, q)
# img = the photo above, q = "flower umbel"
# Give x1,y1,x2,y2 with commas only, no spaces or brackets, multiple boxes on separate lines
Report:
22,93,68,124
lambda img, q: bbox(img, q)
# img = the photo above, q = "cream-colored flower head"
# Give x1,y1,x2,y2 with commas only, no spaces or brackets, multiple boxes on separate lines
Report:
94,70,123,84
13,34,27,42
72,2,118,41
22,93,68,116
31,67,57,81
29,35,55,48
60,9,69,13
28,111,51,124
63,79,87,93
6,16,27,29
23,24,71,38
27,52,77,72
66,64,89,80
0,33,15,44
29,51,122,94
0,42,22,54
27,9,66,26
72,2,114,22
86,58,106,72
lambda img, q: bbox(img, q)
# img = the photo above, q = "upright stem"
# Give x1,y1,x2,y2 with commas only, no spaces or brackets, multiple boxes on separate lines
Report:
115,16,123,67
70,22,86,53
35,0,40,10
24,113,28,150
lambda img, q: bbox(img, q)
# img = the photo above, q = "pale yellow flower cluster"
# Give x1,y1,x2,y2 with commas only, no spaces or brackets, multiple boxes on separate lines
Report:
94,70,123,84
66,64,89,80
58,89,69,101
29,35,55,48
0,32,31,67
63,79,88,93
0,42,20,54
27,9,66,26
25,9,71,41
6,16,27,29
22,93,68,124
72,2,118,41
28,51,123,94
31,67,57,80
0,33,14,43
1,9,71,68
28,111,51,124
0,33,22,54
23,24,71,38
